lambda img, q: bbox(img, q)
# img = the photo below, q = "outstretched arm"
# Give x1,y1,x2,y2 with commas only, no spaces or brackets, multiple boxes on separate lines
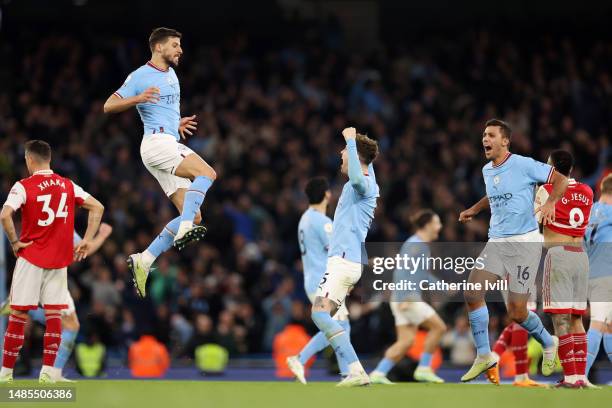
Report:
343,127,367,195
103,87,160,114
459,195,489,222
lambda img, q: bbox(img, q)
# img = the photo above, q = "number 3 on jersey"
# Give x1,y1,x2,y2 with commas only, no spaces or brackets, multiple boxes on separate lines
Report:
37,193,68,226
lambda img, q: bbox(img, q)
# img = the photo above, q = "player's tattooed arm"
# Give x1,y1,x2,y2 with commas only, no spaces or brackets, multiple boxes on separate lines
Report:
535,170,568,225
459,195,489,222
103,87,160,114
0,205,32,256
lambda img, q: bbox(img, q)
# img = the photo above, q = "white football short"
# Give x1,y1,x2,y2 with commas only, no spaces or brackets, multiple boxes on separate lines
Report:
315,256,362,310
62,290,76,316
543,245,588,315
390,300,436,326
140,133,193,197
9,257,68,310
307,292,349,320
479,229,543,295
588,276,612,323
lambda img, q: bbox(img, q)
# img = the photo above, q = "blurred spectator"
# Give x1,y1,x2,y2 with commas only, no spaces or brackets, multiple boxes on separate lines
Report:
128,333,170,378
441,315,476,366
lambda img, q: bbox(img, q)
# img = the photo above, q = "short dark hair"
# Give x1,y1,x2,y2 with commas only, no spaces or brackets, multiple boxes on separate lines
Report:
485,118,512,141
304,177,329,204
600,174,612,195
549,149,574,177
411,209,437,230
24,140,52,162
356,133,379,164
149,27,182,52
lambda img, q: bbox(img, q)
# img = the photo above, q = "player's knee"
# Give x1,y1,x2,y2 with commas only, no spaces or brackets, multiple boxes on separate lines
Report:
63,314,80,331
435,320,448,334
10,309,28,319
199,164,216,181
194,211,202,225
507,303,528,323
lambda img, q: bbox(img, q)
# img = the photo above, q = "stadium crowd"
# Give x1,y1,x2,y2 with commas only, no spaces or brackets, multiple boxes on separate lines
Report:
1,22,611,367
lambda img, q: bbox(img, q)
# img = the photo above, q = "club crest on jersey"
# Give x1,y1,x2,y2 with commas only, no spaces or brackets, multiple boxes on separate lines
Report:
37,178,66,191
493,176,500,185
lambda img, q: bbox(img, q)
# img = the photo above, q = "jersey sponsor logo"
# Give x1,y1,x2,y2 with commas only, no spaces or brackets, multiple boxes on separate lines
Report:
489,193,513,203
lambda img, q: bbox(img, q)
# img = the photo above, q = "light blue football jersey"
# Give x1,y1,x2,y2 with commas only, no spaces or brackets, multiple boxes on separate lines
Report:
483,153,553,238
584,201,612,279
328,163,379,264
392,234,431,301
115,62,181,140
298,208,333,295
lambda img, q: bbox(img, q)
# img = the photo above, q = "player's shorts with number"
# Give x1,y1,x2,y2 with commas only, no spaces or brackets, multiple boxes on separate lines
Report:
542,245,588,314
9,257,68,311
588,276,612,322
315,256,362,307
479,229,542,294
390,300,435,326
140,133,194,197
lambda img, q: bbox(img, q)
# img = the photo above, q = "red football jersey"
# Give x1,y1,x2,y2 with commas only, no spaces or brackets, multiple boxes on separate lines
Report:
535,178,593,237
3,170,89,268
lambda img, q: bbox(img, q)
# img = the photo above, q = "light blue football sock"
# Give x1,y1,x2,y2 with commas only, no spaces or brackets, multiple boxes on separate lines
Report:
180,176,213,223
468,306,491,356
337,320,351,376
54,329,78,369
419,352,433,368
519,310,554,348
586,328,603,375
604,333,612,362
311,312,358,368
146,216,181,258
298,332,328,365
373,358,395,375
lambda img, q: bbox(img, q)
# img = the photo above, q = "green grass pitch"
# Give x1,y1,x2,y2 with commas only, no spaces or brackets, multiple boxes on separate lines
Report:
2,381,610,408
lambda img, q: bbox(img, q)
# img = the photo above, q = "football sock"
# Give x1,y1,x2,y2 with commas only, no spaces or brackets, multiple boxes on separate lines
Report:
510,324,529,377
572,333,587,380
586,328,603,375
373,358,395,375
146,216,181,259
493,323,513,356
311,312,361,373
519,311,554,348
180,176,213,224
54,328,78,370
604,333,612,362
43,313,62,367
2,314,27,370
418,352,433,368
468,306,491,356
298,332,328,365
558,334,576,382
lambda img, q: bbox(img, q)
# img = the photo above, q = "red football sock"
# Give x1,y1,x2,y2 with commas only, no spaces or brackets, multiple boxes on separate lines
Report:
42,313,62,367
558,334,576,377
572,333,587,377
2,314,27,369
510,323,529,375
493,323,514,356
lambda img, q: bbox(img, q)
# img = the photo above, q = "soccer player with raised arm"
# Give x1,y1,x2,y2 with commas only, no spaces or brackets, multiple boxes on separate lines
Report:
585,174,612,381
311,127,379,387
286,177,351,384
535,150,594,388
458,119,568,382
103,27,215,298
370,210,447,384
0,140,104,383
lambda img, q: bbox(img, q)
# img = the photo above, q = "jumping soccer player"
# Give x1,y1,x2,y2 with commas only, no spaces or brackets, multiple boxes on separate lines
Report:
286,177,351,384
535,150,593,388
103,27,214,297
585,174,612,380
311,127,379,387
370,209,447,384
459,119,568,382
0,140,104,383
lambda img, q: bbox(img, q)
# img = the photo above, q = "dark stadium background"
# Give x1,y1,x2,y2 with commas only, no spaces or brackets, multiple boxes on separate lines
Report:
1,0,611,380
